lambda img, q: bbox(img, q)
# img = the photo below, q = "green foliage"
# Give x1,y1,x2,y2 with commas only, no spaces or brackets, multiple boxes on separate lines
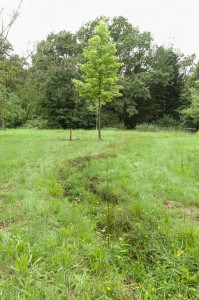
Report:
20,31,95,129
182,81,199,128
153,115,183,128
4,94,25,128
24,118,49,129
0,35,13,59
107,16,153,127
135,123,181,132
188,61,199,87
0,47,24,129
1,16,197,130
73,19,123,138
0,90,24,129
136,116,184,132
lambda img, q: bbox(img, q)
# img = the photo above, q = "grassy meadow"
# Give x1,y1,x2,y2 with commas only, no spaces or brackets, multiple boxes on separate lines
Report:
0,129,199,299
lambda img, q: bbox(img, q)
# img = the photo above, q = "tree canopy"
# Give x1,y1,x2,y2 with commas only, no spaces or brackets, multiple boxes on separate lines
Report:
0,15,198,130
73,19,123,139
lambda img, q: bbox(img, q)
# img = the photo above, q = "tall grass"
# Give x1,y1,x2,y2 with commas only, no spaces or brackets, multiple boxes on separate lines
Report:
0,129,198,299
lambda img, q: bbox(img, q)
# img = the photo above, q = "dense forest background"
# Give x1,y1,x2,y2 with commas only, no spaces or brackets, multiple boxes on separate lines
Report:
0,16,199,130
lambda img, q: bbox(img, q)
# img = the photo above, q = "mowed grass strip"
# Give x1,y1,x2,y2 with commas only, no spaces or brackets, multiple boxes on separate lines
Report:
0,129,198,299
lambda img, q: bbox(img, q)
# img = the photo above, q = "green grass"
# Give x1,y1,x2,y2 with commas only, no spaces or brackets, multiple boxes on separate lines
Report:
0,129,199,299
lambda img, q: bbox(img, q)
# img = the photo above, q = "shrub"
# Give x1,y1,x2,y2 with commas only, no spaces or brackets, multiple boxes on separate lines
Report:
4,95,26,128
135,123,161,132
153,115,182,128
136,116,184,132
24,118,49,129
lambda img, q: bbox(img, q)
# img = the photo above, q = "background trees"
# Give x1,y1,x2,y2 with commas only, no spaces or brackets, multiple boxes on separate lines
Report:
182,78,199,128
19,31,95,128
0,0,24,130
1,15,198,130
0,43,24,129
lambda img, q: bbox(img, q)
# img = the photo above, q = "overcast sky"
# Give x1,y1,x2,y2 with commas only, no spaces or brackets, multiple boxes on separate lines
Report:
1,0,199,57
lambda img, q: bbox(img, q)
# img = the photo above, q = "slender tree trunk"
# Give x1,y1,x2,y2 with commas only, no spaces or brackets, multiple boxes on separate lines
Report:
98,98,101,140
0,106,5,130
96,115,98,131
69,128,72,141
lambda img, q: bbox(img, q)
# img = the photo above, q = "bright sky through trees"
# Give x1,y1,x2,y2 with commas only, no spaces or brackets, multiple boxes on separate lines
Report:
1,0,199,56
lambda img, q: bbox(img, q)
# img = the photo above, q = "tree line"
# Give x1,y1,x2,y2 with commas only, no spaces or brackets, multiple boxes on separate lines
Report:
0,16,199,130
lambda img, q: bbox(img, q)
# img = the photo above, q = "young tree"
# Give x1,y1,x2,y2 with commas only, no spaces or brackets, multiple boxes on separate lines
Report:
73,19,123,139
